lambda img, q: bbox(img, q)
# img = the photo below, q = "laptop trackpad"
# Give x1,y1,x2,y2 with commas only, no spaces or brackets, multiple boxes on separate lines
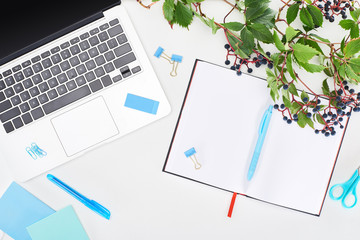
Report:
51,97,119,157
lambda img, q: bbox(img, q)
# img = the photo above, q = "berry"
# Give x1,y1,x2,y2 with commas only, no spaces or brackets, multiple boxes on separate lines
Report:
267,63,273,69
230,65,236,70
255,62,261,68
274,104,279,109
331,131,336,136
293,114,298,119
247,68,253,73
283,116,288,121
325,132,330,137
343,80,348,85
236,71,242,76
306,112,312,118
280,103,285,109
287,119,292,124
350,89,355,94
283,84,288,90
225,60,230,65
340,125,344,129
339,117,343,122
303,97,309,102
315,129,319,134
329,16,335,22
224,44,230,49
266,51,271,57
261,59,267,65
323,113,328,118
258,55,264,60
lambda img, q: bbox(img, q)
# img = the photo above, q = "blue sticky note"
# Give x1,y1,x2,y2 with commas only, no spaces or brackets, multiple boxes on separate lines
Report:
27,206,90,240
184,147,196,157
124,93,159,115
0,182,55,240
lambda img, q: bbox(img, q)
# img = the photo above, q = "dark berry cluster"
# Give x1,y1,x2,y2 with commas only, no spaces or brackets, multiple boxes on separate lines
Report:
224,44,273,76
316,0,354,22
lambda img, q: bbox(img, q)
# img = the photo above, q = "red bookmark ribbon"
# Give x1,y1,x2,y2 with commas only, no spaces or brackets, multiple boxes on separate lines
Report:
227,192,237,218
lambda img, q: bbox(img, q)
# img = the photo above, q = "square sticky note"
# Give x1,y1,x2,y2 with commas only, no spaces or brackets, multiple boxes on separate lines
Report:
0,182,55,240
124,93,159,115
27,205,90,240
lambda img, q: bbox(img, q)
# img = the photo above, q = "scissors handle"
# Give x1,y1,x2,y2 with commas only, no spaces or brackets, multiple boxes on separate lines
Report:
329,183,346,201
329,170,360,208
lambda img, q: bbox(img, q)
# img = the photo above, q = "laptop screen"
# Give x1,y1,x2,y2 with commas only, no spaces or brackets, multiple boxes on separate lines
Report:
0,0,120,66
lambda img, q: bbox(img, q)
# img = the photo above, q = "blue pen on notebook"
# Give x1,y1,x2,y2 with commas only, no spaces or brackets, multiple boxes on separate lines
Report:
47,174,111,220
247,105,273,181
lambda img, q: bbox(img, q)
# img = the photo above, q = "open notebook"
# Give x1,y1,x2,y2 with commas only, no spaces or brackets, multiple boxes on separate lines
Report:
164,60,349,216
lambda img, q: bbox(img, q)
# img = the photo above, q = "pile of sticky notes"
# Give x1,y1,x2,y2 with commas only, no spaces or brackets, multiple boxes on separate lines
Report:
0,182,90,240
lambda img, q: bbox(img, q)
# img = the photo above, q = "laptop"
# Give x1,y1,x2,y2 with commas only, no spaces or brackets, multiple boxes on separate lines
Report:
0,1,171,181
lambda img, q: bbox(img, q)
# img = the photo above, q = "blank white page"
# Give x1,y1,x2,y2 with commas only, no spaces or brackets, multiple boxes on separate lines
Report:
164,60,271,193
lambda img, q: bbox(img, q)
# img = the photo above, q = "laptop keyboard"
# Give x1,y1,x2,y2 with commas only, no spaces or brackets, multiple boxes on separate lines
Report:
0,18,141,133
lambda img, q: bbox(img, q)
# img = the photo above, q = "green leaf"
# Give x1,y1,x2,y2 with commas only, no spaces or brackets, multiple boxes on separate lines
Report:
339,19,355,30
349,58,360,73
286,53,296,80
235,48,250,58
322,79,330,95
297,111,307,128
285,26,300,42
251,8,276,28
286,3,300,24
301,90,309,101
273,31,285,51
163,0,175,22
345,65,360,82
316,113,326,125
289,82,299,97
209,18,220,34
174,1,193,28
226,32,241,50
299,62,325,73
344,38,360,58
350,24,360,39
305,116,314,129
283,95,291,108
309,33,330,43
350,8,360,21
221,22,245,31
307,5,323,27
241,27,255,50
292,43,320,63
245,4,267,21
300,7,314,29
248,23,273,43
290,101,302,114
341,37,346,53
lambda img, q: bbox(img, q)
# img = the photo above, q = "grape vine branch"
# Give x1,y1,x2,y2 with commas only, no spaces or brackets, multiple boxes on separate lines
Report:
138,0,360,137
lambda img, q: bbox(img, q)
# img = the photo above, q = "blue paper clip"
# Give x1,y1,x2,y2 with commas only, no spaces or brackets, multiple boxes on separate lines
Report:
31,143,47,158
184,147,201,170
26,147,38,160
170,54,183,77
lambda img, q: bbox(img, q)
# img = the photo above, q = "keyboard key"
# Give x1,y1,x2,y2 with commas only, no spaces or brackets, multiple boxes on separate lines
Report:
43,85,91,114
114,53,136,69
33,63,43,73
31,107,44,120
22,113,33,124
13,117,24,129
70,45,81,55
0,92,5,102
89,36,99,46
132,66,141,74
48,89,58,100
23,67,34,77
101,75,112,87
22,60,31,67
112,75,122,82
38,94,49,104
120,66,132,78
116,34,127,45
5,76,15,86
79,40,90,51
4,88,15,98
66,69,77,79
90,28,99,36
89,80,103,92
114,43,132,57
95,55,106,66
104,62,115,73
14,72,24,82
104,51,115,61
76,64,87,75
41,69,52,80
41,51,51,58
60,49,71,60
48,78,59,88
3,122,14,133
98,43,108,53
29,98,40,108
12,65,21,72
0,107,21,123
60,42,70,49
31,56,41,63
88,47,99,58
57,85,67,95
85,71,96,82
51,46,60,54
14,83,24,93
29,86,40,97
0,81,6,90
75,76,86,86
32,74,43,84
51,54,62,64
109,19,119,26
94,67,105,78
98,32,109,42
66,80,77,91
100,23,109,31
108,25,123,37
85,60,96,70
57,73,68,83
60,61,71,71
80,32,90,40
0,100,12,113
20,91,31,101
79,52,90,62
69,56,80,67
11,96,21,106
41,58,52,68
50,65,62,76
107,39,118,49
39,82,49,92
70,37,80,45
20,102,30,113
23,79,33,89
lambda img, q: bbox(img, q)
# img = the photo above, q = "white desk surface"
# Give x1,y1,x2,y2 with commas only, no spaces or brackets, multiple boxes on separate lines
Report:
2,1,360,239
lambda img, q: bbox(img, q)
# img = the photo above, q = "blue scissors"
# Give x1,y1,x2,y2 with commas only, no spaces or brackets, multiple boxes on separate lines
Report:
329,167,360,208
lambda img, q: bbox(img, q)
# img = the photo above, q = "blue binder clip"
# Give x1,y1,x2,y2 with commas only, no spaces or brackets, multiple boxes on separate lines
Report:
154,46,183,77
170,54,183,77
184,147,201,170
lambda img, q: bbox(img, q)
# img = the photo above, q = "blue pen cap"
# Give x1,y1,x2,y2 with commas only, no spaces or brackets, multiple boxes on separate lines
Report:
171,54,183,63
154,47,164,58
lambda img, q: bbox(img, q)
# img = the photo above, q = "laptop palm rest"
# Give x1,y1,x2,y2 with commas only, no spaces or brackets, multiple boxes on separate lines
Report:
51,97,119,157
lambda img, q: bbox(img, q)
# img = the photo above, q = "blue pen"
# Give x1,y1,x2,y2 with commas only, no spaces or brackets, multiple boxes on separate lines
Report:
47,174,111,220
247,105,273,181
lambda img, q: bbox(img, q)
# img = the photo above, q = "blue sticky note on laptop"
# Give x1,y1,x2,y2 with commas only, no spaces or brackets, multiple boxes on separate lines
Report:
0,182,55,240
124,93,159,114
27,205,90,240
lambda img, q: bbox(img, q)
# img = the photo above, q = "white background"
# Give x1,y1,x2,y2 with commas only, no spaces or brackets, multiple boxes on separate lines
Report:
2,0,360,239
